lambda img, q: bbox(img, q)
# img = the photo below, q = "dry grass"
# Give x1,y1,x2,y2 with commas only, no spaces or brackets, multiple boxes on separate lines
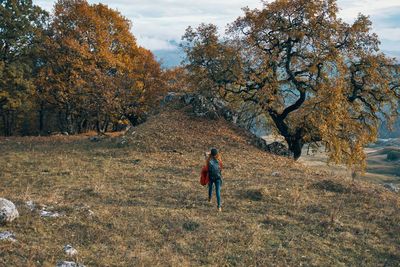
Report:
300,146,400,186
0,108,399,266
365,147,400,180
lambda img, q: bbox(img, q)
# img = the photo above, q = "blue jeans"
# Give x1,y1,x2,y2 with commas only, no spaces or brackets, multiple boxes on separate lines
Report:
208,179,221,208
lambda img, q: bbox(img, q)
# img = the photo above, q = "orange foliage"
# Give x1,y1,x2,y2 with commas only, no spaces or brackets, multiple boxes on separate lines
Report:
182,0,400,169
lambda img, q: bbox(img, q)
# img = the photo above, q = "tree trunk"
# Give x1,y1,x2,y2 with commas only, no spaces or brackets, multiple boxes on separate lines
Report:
57,110,64,132
2,111,13,136
38,102,45,135
126,114,140,126
2,113,8,136
96,119,101,134
286,136,304,160
101,117,109,133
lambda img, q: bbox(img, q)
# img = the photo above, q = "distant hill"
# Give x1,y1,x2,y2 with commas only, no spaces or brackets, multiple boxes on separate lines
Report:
152,46,398,69
153,40,185,68
154,48,184,68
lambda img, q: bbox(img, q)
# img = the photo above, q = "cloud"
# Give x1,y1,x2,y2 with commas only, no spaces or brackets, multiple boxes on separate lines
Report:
337,0,400,20
34,0,263,50
336,1,400,53
137,36,177,51
33,0,400,61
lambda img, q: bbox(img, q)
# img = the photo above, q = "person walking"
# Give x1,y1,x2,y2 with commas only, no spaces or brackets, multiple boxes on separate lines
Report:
206,148,223,212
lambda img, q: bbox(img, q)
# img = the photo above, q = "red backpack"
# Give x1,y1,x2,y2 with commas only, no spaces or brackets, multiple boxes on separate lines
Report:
199,161,223,186
200,165,209,186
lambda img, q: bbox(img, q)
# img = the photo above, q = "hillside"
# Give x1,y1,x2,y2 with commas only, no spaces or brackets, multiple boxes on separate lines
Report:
0,107,399,266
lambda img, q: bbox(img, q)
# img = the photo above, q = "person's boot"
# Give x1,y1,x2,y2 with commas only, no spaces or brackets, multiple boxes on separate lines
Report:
218,207,222,212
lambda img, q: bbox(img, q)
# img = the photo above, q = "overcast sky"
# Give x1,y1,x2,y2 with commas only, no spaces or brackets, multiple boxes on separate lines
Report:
33,0,400,61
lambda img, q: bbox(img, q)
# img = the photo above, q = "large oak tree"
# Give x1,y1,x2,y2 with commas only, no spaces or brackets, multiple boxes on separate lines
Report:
182,0,400,169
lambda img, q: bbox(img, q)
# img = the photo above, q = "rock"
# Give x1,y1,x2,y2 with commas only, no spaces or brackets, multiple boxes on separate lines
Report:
182,93,195,105
266,142,293,157
162,92,179,105
180,93,270,135
383,183,399,193
56,261,85,267
40,207,62,218
182,93,237,121
26,200,36,211
132,159,141,164
191,94,219,119
252,136,270,151
116,136,129,147
64,245,78,256
89,136,101,142
251,137,293,158
0,231,16,242
0,198,19,224
40,210,61,218
271,172,280,177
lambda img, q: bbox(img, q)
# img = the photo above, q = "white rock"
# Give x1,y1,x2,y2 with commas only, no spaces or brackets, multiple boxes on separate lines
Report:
0,231,16,242
56,261,85,267
0,198,19,224
40,207,62,218
64,245,78,256
271,172,280,177
26,200,36,211
40,210,61,218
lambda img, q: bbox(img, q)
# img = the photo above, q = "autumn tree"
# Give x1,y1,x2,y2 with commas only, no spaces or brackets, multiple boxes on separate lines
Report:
0,0,48,135
113,47,165,127
37,0,162,134
163,66,192,93
182,0,400,168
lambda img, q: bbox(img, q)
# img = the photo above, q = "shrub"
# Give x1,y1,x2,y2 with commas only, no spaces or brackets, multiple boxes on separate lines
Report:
387,151,400,161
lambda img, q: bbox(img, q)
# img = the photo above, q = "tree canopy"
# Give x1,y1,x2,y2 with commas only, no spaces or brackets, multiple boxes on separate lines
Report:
182,0,400,169
0,0,165,135
0,0,48,135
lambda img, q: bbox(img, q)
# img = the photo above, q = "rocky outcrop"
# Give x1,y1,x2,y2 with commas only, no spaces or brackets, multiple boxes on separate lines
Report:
265,142,293,158
163,91,249,128
181,93,237,122
162,92,292,157
162,92,183,105
383,183,399,193
0,198,19,224
174,92,292,157
251,137,293,158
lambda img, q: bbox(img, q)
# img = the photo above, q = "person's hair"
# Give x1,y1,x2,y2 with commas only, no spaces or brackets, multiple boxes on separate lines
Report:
207,148,221,165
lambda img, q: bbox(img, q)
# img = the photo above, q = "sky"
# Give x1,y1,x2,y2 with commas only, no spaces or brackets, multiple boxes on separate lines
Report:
33,0,400,66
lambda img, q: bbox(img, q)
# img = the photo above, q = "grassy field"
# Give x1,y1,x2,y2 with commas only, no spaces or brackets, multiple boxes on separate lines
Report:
364,147,400,184
0,108,399,266
298,145,400,186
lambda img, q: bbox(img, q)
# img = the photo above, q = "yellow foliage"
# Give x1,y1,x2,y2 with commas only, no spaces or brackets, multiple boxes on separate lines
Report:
183,0,400,169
